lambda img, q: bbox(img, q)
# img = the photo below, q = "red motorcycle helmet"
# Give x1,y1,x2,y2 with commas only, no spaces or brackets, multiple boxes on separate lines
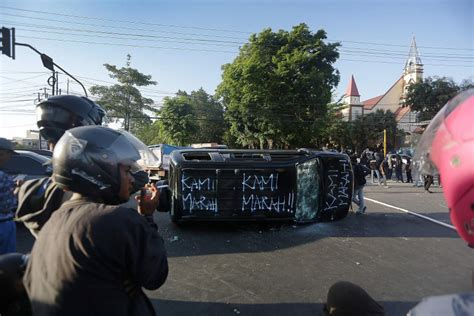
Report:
414,89,474,247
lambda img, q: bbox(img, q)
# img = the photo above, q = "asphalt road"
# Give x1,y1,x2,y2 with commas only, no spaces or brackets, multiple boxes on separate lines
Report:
16,181,474,316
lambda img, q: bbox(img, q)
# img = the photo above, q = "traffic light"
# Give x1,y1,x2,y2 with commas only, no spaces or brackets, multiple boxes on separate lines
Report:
1,27,12,58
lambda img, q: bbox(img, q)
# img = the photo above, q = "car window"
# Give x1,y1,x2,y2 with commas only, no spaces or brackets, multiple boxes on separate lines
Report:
2,156,48,176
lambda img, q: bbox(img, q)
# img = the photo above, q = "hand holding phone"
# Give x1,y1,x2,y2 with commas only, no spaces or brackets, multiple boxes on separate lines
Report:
136,184,160,216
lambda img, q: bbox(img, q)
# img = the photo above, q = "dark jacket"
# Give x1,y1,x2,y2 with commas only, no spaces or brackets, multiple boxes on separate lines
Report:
24,199,168,316
15,177,68,238
353,163,370,187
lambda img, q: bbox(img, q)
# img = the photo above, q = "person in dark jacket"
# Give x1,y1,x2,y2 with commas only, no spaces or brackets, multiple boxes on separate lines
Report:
351,156,370,214
394,154,404,183
23,126,168,316
405,156,413,183
15,95,105,238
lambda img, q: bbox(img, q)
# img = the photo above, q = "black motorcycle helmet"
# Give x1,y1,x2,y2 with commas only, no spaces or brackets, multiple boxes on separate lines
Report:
36,95,105,144
52,126,159,204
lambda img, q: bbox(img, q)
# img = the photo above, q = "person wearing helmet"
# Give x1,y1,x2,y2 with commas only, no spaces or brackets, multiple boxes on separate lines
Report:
23,126,168,316
36,95,106,150
15,95,106,238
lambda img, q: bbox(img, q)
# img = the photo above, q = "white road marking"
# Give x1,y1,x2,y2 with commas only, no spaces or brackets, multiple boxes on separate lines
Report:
364,197,456,231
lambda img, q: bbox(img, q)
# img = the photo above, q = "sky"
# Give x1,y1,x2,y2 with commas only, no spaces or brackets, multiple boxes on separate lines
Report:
0,0,473,139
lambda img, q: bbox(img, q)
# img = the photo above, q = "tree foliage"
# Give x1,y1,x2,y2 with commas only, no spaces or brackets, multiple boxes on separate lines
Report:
404,76,472,121
89,54,156,133
324,109,402,153
141,89,225,146
178,89,225,144
216,23,340,149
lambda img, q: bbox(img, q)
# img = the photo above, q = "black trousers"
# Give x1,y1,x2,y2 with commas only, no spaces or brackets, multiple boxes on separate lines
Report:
424,175,434,191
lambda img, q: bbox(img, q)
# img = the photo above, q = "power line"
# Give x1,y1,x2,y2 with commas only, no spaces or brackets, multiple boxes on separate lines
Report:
19,35,238,54
0,5,252,34
3,20,244,45
2,12,248,41
329,39,474,52
15,27,239,48
2,5,472,52
0,73,50,85
14,26,474,62
15,35,473,68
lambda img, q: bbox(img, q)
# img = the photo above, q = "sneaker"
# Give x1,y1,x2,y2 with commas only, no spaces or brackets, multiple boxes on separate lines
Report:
362,206,367,213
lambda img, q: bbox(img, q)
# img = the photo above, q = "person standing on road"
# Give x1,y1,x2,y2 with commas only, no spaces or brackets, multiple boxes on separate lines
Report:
24,126,168,316
0,138,18,255
351,156,370,214
405,156,413,183
394,154,404,183
424,174,434,193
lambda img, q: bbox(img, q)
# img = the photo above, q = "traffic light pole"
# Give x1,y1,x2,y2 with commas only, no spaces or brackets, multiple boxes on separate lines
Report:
3,26,88,96
15,42,88,96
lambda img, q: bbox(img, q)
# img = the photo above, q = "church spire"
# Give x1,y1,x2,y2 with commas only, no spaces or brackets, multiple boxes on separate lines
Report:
345,75,360,97
405,35,422,70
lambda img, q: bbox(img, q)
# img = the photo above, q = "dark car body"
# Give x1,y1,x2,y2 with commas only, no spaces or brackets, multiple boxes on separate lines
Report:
167,149,353,224
2,150,51,181
19,149,53,158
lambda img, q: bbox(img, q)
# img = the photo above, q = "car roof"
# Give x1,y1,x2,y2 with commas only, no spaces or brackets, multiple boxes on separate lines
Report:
13,150,51,163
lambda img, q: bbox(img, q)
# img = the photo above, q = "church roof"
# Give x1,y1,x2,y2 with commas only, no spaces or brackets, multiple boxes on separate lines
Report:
362,95,383,110
394,106,411,122
362,76,404,110
345,75,360,96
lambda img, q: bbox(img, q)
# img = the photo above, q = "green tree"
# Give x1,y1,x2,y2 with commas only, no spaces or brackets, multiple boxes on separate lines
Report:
134,121,166,145
180,88,225,144
156,95,197,146
348,110,401,153
216,23,340,149
404,77,461,121
89,54,156,133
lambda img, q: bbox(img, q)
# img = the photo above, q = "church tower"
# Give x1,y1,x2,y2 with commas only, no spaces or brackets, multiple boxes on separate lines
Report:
403,36,423,94
342,75,363,121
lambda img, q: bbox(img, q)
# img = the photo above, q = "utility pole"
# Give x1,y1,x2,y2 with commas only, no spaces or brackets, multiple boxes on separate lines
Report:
55,71,59,95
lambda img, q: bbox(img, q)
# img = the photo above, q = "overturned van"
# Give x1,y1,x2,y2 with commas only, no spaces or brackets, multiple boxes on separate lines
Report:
166,149,353,224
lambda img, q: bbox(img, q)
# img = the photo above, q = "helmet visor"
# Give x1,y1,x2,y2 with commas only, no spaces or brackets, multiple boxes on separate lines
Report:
103,130,160,172
37,104,75,128
414,89,474,175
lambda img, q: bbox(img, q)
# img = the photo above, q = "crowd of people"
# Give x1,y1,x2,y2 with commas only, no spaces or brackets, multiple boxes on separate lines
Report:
358,145,441,192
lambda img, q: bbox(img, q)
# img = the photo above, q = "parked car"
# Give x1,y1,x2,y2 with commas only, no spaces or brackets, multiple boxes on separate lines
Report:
2,150,51,181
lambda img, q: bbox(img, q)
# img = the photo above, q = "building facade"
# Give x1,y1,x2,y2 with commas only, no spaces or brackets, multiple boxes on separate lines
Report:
342,37,423,137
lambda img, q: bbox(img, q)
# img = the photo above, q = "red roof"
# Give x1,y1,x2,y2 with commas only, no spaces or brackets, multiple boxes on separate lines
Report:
394,106,411,122
345,75,360,97
362,76,404,110
362,95,383,110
